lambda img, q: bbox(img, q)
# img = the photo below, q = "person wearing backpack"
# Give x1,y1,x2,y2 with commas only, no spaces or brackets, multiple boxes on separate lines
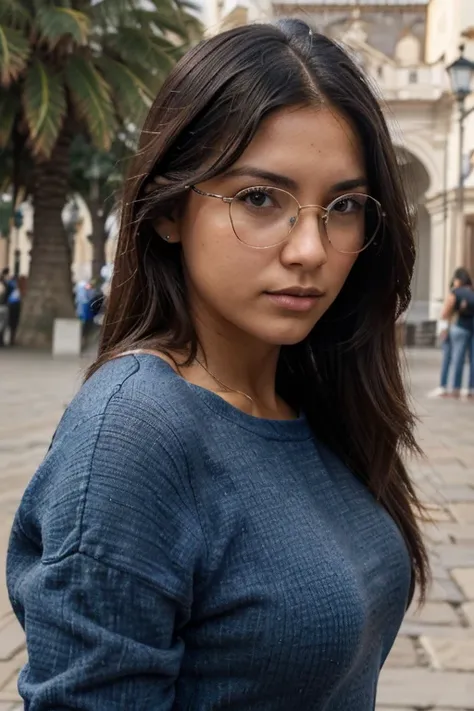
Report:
437,267,474,398
0,268,9,347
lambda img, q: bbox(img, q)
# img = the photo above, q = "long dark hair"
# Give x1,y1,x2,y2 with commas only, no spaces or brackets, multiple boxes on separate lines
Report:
89,19,429,599
452,267,472,287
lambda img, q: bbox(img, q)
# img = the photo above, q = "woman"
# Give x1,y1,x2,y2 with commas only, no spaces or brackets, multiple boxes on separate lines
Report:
437,267,474,397
7,20,428,710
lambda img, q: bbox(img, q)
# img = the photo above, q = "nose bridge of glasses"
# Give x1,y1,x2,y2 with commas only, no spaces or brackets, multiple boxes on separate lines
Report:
298,203,326,215
293,203,329,233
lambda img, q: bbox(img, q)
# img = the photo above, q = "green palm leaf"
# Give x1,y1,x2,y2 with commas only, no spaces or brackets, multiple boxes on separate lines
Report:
23,58,66,158
0,0,32,29
65,56,116,150
0,90,19,147
144,0,202,39
106,27,175,74
36,7,90,49
0,24,30,85
95,56,153,121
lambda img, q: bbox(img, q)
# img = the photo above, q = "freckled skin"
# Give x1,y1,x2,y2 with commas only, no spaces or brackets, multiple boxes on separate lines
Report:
158,106,365,349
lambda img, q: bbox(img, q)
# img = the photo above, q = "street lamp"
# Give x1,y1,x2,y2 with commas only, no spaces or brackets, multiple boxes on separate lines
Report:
446,45,474,229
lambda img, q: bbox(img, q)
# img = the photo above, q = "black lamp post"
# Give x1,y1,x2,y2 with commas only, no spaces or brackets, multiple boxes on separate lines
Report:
446,45,474,240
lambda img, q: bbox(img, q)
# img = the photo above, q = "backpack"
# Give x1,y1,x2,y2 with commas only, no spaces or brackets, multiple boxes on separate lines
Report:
456,288,474,318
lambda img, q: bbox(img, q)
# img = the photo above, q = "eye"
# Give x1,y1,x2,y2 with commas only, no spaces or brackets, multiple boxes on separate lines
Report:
331,194,367,214
237,188,276,209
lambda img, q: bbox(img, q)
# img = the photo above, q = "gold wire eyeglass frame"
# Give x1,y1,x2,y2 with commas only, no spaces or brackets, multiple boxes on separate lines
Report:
186,184,385,254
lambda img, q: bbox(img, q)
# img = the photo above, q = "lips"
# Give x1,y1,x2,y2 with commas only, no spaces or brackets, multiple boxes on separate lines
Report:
264,289,324,313
267,286,324,298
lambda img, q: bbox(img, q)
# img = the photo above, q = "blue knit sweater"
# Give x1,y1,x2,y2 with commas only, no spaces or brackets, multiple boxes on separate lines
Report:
7,353,411,710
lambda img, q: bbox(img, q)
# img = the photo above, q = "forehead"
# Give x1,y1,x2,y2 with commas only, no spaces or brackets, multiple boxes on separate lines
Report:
235,105,365,185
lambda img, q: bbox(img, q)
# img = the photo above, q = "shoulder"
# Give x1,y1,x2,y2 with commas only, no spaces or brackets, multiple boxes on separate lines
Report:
15,354,207,580
57,353,195,436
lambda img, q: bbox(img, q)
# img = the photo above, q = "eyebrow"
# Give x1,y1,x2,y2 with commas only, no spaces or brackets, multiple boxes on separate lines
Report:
220,166,368,193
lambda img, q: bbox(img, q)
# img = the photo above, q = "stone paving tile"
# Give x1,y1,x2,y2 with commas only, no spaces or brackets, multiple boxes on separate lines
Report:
421,636,474,671
436,524,474,543
451,568,474,599
439,487,474,504
0,616,24,663
437,546,474,567
463,602,474,626
449,503,474,523
400,622,473,640
383,636,418,668
376,668,474,707
427,578,465,603
1,347,474,710
406,601,460,626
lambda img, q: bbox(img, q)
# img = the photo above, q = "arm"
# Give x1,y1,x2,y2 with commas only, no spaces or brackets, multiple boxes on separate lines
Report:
7,389,205,710
437,292,456,340
440,292,456,321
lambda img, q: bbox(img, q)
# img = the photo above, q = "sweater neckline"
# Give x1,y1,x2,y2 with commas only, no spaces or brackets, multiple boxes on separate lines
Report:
128,352,313,442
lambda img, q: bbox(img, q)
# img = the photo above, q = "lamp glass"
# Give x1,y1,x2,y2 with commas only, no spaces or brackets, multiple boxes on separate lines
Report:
447,56,474,97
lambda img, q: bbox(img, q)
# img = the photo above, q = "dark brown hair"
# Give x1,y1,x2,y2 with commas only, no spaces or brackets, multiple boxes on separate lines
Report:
90,19,429,600
452,267,472,287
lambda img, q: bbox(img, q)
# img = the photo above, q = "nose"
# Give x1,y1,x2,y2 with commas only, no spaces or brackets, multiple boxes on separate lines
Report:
279,208,328,269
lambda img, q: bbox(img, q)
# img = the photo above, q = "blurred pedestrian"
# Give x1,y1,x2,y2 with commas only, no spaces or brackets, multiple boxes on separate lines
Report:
0,268,8,346
8,20,428,711
435,267,474,398
6,273,22,346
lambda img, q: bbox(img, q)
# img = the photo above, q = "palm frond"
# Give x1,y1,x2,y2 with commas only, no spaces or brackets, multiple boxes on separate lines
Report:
0,90,20,147
105,27,175,75
95,55,152,121
23,58,67,158
36,7,90,49
65,55,116,150
0,0,32,30
90,0,135,27
0,24,30,86
144,0,202,40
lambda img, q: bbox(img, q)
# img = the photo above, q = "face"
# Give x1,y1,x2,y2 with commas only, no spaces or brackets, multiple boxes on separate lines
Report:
159,106,367,347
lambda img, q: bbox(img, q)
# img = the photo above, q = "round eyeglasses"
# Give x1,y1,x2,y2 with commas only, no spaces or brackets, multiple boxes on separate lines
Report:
188,185,384,254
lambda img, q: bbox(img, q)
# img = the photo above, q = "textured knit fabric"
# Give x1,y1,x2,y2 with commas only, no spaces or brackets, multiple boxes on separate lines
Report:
7,353,411,711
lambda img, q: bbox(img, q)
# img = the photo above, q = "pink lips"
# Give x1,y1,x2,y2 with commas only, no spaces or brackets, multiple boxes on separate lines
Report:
265,291,323,312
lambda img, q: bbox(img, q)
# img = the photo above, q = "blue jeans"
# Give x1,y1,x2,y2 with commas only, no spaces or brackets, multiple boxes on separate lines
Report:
470,332,474,392
441,324,472,391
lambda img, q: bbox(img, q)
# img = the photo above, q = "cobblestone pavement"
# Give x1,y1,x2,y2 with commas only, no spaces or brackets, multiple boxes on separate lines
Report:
1,348,473,710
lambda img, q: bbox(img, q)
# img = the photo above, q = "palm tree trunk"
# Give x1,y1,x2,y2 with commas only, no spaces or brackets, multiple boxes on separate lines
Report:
17,126,75,348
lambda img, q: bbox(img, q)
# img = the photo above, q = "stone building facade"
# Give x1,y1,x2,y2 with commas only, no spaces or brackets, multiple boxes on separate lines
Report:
203,0,474,324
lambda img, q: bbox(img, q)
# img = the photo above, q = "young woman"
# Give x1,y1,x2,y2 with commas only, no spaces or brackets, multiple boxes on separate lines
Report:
437,267,474,398
7,20,428,710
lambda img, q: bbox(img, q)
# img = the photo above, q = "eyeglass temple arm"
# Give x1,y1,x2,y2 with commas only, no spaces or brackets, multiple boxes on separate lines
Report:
185,185,232,203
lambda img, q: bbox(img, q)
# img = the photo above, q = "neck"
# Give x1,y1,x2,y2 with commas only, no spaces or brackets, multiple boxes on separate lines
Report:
181,306,284,414
199,325,281,408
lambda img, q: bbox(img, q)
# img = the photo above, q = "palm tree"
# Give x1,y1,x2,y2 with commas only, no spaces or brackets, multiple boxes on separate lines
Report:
0,0,201,347
69,133,132,282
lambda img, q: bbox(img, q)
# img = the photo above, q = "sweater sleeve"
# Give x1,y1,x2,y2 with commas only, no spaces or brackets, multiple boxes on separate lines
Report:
7,386,206,711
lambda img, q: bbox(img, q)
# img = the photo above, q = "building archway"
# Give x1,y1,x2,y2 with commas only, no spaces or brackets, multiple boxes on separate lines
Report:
395,147,433,322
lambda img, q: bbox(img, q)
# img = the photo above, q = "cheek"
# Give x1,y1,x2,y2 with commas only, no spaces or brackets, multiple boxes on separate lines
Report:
180,209,268,301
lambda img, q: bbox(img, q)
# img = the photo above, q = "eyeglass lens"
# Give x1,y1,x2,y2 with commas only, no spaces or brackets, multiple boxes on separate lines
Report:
229,187,381,253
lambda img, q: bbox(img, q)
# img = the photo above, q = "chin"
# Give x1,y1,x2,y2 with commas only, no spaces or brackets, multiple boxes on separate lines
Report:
253,321,317,347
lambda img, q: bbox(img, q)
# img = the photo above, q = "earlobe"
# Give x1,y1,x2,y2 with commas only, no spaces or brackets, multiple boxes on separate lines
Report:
152,217,181,244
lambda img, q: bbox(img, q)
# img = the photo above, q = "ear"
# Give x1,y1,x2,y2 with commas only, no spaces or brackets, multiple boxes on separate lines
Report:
152,214,181,244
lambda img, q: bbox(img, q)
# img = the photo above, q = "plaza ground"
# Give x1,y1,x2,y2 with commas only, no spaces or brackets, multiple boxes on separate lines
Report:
0,348,473,710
